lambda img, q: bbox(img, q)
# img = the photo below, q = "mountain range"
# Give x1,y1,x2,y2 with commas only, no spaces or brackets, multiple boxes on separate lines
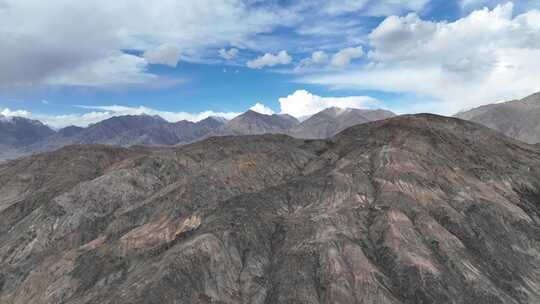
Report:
0,108,395,161
1,114,539,303
6,91,540,162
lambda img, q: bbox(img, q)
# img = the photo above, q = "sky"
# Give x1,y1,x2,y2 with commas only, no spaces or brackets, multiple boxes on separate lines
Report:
1,0,540,128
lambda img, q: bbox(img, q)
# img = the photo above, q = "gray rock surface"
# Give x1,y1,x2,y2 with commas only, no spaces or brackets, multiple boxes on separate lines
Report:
456,91,540,143
1,114,540,303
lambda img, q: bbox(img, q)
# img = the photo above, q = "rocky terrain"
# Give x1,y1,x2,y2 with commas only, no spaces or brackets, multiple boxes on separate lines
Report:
0,108,394,160
1,114,540,303
456,91,540,143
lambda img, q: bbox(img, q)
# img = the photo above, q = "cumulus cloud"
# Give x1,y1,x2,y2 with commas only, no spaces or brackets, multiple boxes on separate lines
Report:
278,90,378,117
247,51,292,69
0,105,240,128
331,46,364,68
301,3,540,114
250,103,275,115
297,51,329,69
143,44,181,67
219,48,239,60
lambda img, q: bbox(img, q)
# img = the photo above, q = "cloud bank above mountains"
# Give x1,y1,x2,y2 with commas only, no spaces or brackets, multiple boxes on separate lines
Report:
1,90,379,128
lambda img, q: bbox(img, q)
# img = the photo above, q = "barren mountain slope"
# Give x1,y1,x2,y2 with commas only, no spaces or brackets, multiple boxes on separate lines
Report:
1,114,540,304
456,91,540,143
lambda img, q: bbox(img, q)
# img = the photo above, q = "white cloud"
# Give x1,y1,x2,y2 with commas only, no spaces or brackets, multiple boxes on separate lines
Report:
278,89,378,117
46,52,156,87
0,105,240,128
143,44,181,67
0,0,294,87
250,102,275,115
247,51,292,69
300,3,540,114
297,51,329,69
1,108,31,118
219,48,239,60
331,46,364,68
311,51,330,64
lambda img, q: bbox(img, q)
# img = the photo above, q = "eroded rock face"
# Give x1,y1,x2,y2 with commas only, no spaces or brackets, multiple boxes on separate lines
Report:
1,114,540,303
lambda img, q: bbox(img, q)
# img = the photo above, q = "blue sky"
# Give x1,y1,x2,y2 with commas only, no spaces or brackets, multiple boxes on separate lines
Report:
1,0,540,127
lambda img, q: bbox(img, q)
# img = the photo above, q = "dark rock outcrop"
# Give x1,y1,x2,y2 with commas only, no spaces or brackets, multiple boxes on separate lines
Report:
1,114,540,303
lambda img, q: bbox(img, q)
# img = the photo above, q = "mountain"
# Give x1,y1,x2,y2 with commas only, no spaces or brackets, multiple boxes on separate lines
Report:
24,115,228,155
2,114,540,303
216,110,300,135
0,115,55,146
58,126,84,137
0,115,55,160
1,108,394,161
455,91,540,143
291,107,396,139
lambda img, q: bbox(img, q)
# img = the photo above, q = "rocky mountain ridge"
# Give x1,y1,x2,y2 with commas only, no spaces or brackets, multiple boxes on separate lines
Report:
0,108,395,160
1,114,540,303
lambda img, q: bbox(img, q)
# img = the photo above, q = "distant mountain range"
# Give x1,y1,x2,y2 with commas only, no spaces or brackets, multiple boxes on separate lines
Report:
6,89,540,162
455,91,540,144
0,108,396,160
0,115,56,160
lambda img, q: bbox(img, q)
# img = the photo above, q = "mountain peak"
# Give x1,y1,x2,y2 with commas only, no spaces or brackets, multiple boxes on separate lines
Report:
291,107,395,139
239,109,266,117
